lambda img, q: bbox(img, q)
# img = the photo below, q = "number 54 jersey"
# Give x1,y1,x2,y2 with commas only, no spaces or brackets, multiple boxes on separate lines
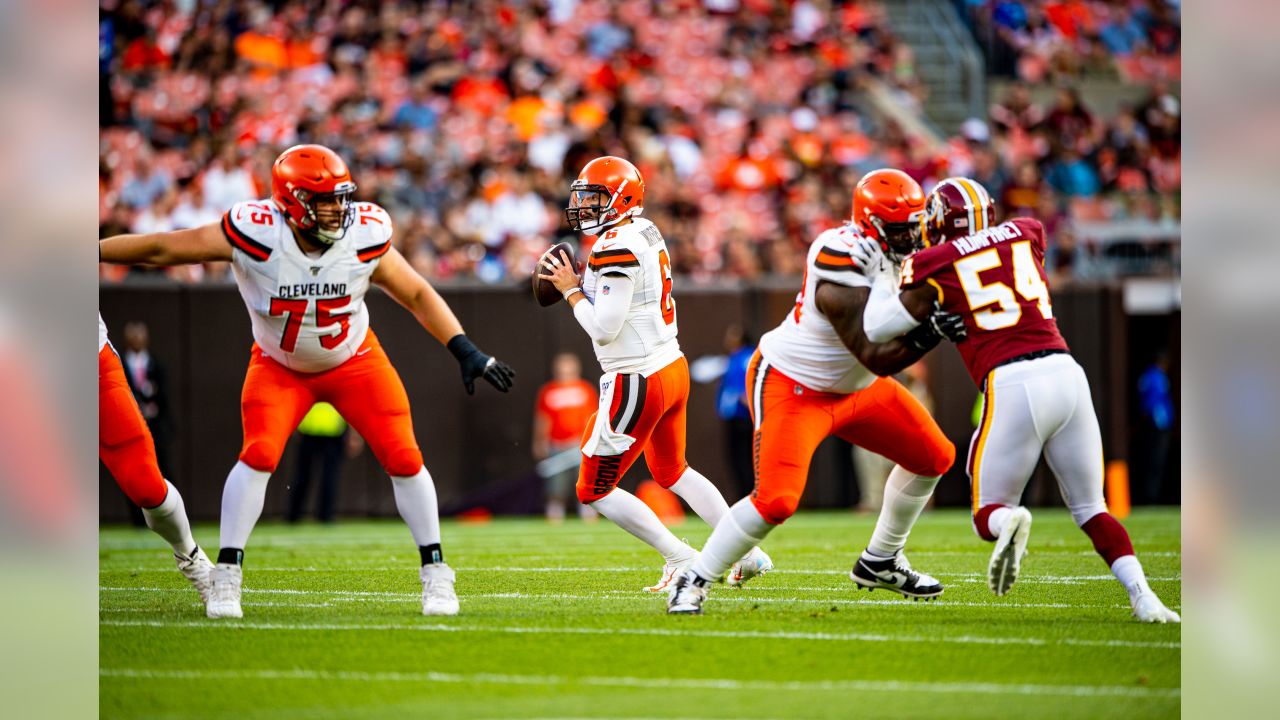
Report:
900,216,1068,385
221,199,394,373
580,218,681,376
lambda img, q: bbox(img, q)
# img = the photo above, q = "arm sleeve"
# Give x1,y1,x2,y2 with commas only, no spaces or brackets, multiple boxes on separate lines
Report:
572,275,634,346
863,272,922,343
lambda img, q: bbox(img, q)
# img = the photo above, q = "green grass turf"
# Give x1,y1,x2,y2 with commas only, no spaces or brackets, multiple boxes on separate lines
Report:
99,508,1180,719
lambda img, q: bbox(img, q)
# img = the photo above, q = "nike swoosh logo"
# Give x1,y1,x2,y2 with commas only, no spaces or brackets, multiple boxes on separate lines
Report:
356,348,371,357
596,243,616,251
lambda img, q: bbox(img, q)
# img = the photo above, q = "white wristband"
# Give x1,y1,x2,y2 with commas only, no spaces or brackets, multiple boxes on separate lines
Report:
563,286,584,301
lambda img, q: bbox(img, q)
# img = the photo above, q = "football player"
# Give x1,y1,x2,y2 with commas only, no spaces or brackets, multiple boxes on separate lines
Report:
100,312,213,604
539,156,772,592
667,169,964,615
100,145,515,618
853,176,1179,623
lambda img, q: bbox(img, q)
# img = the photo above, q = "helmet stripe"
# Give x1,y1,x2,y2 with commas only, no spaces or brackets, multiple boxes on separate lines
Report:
955,178,984,231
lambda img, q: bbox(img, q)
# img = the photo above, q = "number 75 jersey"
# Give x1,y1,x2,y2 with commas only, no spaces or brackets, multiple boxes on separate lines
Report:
900,216,1068,385
580,217,682,376
222,199,394,373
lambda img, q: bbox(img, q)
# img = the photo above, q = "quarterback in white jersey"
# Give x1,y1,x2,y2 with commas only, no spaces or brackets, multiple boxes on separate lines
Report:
669,169,965,615
100,144,514,620
540,156,771,592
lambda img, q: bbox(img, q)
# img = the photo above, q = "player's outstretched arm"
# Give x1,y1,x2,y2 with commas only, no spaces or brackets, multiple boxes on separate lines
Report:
99,222,232,266
815,281,931,377
371,247,514,394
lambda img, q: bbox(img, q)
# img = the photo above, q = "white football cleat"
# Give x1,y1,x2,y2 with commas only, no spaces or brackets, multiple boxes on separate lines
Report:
176,547,214,604
988,507,1033,596
1131,591,1181,623
205,563,243,619
726,547,774,588
421,563,460,616
666,570,709,615
644,553,698,593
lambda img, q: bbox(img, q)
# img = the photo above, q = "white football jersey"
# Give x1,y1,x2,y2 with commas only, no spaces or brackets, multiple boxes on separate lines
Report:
223,199,393,373
758,224,888,394
580,218,682,376
98,312,109,353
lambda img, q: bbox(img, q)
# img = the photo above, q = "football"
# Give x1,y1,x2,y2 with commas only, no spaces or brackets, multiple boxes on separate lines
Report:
533,242,576,307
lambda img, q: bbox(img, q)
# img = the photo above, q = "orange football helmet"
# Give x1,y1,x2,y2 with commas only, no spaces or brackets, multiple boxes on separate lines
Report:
565,156,645,233
271,144,358,245
851,168,926,262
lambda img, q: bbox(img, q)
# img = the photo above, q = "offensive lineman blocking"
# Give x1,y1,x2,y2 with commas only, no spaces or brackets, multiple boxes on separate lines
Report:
856,176,1179,623
539,156,771,592
668,169,965,615
100,145,515,618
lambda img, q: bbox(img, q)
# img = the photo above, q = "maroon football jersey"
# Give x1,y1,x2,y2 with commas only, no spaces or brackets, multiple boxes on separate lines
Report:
900,216,1069,385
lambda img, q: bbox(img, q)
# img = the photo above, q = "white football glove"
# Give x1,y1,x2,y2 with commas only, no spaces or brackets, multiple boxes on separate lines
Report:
849,236,889,279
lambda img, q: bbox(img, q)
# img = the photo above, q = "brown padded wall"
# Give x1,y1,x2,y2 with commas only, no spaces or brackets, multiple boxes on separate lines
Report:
100,283,1133,521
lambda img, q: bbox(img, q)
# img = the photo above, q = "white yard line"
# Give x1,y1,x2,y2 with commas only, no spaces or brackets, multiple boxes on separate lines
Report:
98,667,1178,699
99,585,1170,611
98,617,1179,650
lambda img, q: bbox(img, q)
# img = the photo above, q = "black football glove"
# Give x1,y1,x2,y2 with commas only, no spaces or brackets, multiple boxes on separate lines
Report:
902,306,967,352
447,335,515,395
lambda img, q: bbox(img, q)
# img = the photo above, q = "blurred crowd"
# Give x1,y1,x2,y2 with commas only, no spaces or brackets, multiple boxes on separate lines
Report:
99,0,1179,285
958,0,1180,84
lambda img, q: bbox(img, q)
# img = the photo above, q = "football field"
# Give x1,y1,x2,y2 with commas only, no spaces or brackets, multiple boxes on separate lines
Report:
100,508,1180,719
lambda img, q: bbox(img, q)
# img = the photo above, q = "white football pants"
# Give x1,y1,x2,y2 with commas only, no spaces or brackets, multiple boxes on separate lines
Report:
968,353,1108,527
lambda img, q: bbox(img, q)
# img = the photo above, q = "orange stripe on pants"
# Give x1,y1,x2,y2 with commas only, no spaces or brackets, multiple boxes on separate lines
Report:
577,356,691,504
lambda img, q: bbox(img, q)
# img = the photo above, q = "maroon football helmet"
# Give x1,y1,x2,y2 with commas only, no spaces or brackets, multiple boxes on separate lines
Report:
922,177,996,247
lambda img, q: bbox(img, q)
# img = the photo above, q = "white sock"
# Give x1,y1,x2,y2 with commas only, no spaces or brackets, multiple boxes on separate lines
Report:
141,480,197,556
391,466,442,547
668,467,731,528
1110,554,1152,601
987,506,1014,538
218,461,271,550
591,488,694,564
691,498,773,582
865,466,939,559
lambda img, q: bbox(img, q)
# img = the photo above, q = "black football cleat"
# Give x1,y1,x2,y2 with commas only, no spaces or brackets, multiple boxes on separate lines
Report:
850,551,944,600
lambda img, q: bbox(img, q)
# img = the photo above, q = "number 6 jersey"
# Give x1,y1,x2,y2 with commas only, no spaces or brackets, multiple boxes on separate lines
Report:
222,199,393,373
580,217,682,377
899,216,1068,384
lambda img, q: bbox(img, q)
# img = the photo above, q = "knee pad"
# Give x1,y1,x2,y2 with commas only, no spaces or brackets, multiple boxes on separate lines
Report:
380,446,424,478
239,441,283,473
750,492,799,525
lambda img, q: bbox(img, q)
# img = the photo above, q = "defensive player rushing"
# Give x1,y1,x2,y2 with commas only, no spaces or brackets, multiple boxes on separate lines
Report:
99,312,213,603
854,176,1179,623
99,145,514,618
539,156,771,592
668,169,965,615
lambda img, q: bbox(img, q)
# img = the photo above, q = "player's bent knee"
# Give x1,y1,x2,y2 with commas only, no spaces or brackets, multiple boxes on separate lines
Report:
115,468,167,508
907,436,956,477
380,447,424,478
651,463,688,489
577,483,611,505
239,442,283,473
751,493,798,525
